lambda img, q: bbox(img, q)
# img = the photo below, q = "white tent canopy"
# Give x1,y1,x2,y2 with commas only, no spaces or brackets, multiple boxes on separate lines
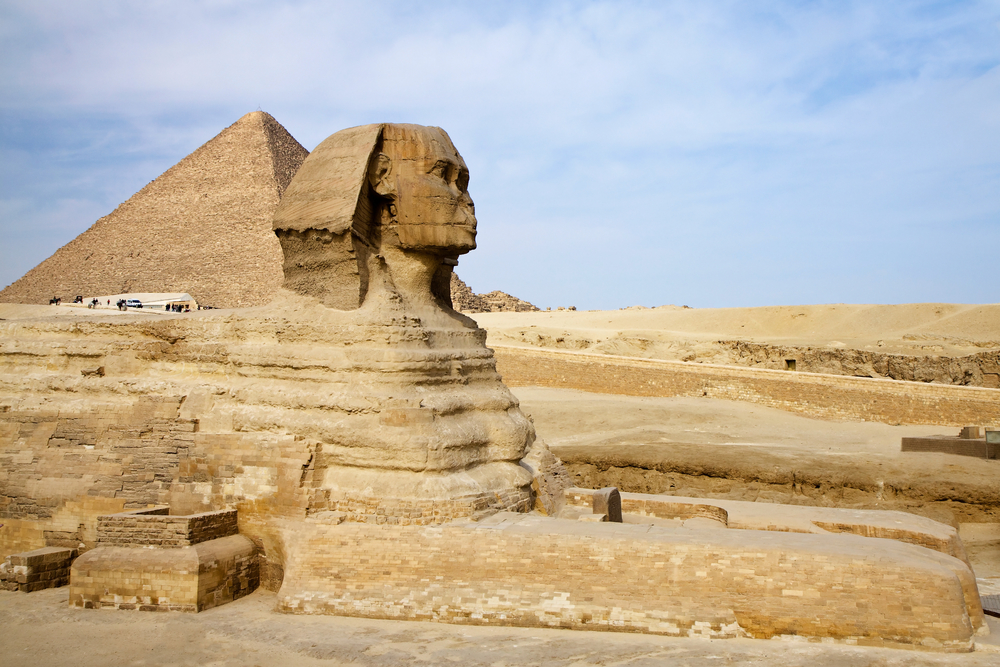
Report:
84,292,197,310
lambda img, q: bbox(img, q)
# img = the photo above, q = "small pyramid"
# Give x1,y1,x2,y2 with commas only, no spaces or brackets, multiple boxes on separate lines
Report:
0,111,309,308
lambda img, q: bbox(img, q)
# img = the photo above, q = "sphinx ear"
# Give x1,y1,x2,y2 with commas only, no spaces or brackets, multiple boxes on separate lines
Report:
369,153,395,198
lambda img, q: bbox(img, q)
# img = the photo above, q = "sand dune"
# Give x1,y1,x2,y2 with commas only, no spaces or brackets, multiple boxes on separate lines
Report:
473,303,1000,352
471,303,1000,387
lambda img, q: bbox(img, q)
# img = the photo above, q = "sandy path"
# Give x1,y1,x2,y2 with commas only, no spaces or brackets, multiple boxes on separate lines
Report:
1,587,997,666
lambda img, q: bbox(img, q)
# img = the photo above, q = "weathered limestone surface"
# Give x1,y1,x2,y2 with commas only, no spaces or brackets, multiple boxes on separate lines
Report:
70,533,257,612
277,513,983,651
563,488,975,569
718,340,1000,389
0,546,75,592
492,346,1000,427
0,122,989,650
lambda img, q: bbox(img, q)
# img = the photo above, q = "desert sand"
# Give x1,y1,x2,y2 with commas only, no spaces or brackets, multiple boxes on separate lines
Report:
1,586,997,666
473,303,1000,355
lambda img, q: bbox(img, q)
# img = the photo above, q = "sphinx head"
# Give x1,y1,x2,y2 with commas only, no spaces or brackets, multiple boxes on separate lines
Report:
272,123,476,312
377,124,477,254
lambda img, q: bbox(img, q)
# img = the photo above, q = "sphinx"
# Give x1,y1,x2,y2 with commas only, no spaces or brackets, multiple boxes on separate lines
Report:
0,123,988,651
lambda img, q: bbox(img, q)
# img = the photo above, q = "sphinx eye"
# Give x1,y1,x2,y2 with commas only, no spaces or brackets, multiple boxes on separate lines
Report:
430,160,449,180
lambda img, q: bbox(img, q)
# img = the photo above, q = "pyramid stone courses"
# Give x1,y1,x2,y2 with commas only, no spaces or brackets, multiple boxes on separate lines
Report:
0,111,309,308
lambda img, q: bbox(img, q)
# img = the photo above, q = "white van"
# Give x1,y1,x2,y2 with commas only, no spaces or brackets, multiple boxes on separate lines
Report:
125,299,143,309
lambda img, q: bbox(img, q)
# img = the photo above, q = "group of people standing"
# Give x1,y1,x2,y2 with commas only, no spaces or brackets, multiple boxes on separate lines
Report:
48,296,199,312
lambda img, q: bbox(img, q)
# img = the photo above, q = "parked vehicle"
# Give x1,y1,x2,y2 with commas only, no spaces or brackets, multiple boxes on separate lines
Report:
124,299,143,309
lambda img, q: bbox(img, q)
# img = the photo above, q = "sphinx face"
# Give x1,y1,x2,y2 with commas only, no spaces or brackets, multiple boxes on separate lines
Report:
382,125,477,254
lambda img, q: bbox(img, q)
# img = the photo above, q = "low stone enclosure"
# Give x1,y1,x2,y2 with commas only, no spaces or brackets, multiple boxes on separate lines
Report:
277,487,987,652
69,507,257,612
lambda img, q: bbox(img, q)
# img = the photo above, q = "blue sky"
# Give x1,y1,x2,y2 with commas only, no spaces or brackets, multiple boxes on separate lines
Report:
1,1,998,309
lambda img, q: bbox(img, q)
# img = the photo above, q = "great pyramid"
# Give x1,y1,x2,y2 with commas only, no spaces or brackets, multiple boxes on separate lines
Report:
0,111,308,308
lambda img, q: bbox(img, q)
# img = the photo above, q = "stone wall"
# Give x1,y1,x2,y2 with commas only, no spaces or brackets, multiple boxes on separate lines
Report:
901,435,999,459
0,395,310,584
96,508,238,547
276,513,982,651
563,488,972,566
492,346,1000,427
0,546,75,592
716,340,1000,389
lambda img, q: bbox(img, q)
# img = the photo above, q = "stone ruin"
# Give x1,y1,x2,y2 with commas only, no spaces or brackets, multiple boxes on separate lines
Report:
903,426,1000,459
0,121,991,652
450,274,541,313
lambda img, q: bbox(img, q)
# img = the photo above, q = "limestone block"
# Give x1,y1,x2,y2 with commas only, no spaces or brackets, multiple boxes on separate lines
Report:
69,534,257,612
592,487,622,523
0,546,76,592
275,515,983,652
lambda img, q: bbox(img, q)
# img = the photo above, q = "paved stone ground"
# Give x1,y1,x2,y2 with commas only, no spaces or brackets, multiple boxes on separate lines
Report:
1,588,998,666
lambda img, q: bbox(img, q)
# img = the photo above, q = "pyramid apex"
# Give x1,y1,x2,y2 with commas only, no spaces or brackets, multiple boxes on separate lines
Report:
236,109,270,123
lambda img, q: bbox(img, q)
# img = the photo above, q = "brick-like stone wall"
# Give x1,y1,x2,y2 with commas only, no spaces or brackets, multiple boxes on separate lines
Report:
901,435,999,459
96,508,238,547
276,514,982,651
0,397,311,571
70,534,257,612
0,546,76,592
0,396,195,524
492,346,1000,427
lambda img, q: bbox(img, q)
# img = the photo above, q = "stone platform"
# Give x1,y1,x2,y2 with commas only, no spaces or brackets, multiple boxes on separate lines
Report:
902,434,998,459
69,507,257,612
275,504,986,652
